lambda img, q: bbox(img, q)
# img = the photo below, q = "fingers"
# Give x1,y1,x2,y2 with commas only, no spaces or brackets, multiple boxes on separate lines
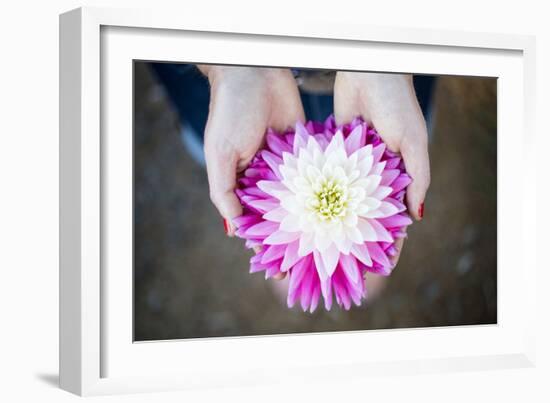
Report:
390,237,405,266
400,128,430,221
272,272,287,280
204,118,243,237
333,72,363,126
269,70,306,131
205,150,243,236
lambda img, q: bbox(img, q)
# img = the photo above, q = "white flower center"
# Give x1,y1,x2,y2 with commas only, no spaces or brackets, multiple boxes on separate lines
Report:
259,125,400,279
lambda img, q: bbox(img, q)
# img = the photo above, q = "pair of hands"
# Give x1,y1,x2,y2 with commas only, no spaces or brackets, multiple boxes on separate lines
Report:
198,66,430,266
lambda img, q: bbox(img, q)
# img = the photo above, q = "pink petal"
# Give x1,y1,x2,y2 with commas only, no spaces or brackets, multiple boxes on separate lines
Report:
300,269,314,311
339,254,360,284
366,242,391,267
378,214,413,228
266,133,292,156
391,175,412,194
260,244,286,264
245,221,279,238
344,125,364,155
309,283,321,313
320,277,333,311
384,157,401,169
293,122,309,155
232,214,260,228
367,219,394,242
281,241,301,272
261,150,284,180
384,198,407,213
247,199,280,213
372,143,386,163
288,255,311,296
380,169,400,186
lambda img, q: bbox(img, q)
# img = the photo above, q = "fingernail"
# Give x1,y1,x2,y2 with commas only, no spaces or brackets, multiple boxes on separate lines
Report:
418,202,425,219
222,218,231,235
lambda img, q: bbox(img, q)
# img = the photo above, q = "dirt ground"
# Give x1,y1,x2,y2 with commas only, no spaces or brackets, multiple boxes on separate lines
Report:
133,63,497,341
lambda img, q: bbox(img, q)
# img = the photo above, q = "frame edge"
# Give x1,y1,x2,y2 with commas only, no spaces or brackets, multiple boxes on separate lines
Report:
59,7,83,396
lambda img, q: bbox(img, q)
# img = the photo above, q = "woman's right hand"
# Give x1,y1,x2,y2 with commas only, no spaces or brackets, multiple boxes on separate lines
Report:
198,66,305,236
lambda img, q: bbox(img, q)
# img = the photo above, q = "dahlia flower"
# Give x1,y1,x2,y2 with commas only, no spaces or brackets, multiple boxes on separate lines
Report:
234,116,412,312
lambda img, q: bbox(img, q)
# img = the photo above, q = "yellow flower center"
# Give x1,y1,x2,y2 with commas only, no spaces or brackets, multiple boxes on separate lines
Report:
314,180,347,221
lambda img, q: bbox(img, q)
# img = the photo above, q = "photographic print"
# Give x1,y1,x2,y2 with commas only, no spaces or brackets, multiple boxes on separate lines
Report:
133,62,497,341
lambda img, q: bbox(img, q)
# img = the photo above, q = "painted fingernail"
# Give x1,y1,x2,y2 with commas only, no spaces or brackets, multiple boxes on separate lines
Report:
222,218,231,235
418,202,425,219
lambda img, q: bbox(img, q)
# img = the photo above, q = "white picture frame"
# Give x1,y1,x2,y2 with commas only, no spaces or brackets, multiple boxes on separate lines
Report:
59,6,537,396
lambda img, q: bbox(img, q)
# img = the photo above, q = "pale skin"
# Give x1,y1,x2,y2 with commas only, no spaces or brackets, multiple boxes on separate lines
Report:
199,65,430,280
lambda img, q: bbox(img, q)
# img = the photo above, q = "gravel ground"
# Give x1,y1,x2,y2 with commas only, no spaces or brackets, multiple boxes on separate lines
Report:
133,63,497,341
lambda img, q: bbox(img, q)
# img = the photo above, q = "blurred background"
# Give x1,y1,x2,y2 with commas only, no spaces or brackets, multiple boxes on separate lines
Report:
134,62,497,341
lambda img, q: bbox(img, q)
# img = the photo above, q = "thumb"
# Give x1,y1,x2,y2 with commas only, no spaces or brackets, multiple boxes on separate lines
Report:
203,108,244,236
204,147,243,236
400,131,430,221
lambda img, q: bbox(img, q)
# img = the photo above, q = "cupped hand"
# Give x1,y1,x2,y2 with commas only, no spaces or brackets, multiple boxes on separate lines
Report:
199,66,305,236
333,72,431,264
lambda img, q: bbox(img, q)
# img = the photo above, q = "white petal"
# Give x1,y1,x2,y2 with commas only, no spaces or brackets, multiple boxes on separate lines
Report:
351,243,373,266
279,165,298,183
263,207,288,222
257,180,289,198
343,212,358,227
264,230,301,245
370,160,387,176
307,135,322,154
345,226,363,244
282,151,297,170
324,130,345,156
332,225,348,252
280,195,302,215
298,232,315,256
351,144,373,162
357,155,374,177
306,165,322,183
314,231,332,251
359,197,382,213
357,218,378,241
320,243,340,277
313,250,329,281
280,214,302,232
370,185,393,201
363,201,399,219
348,186,366,202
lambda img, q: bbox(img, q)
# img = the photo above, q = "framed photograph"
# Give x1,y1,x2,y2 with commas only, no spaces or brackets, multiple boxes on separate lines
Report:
59,6,537,396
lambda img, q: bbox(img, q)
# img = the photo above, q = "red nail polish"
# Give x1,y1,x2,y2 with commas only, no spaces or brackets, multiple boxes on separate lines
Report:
418,202,425,219
222,218,230,234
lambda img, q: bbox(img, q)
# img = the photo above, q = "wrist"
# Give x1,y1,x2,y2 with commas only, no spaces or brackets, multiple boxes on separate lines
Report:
200,65,289,85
